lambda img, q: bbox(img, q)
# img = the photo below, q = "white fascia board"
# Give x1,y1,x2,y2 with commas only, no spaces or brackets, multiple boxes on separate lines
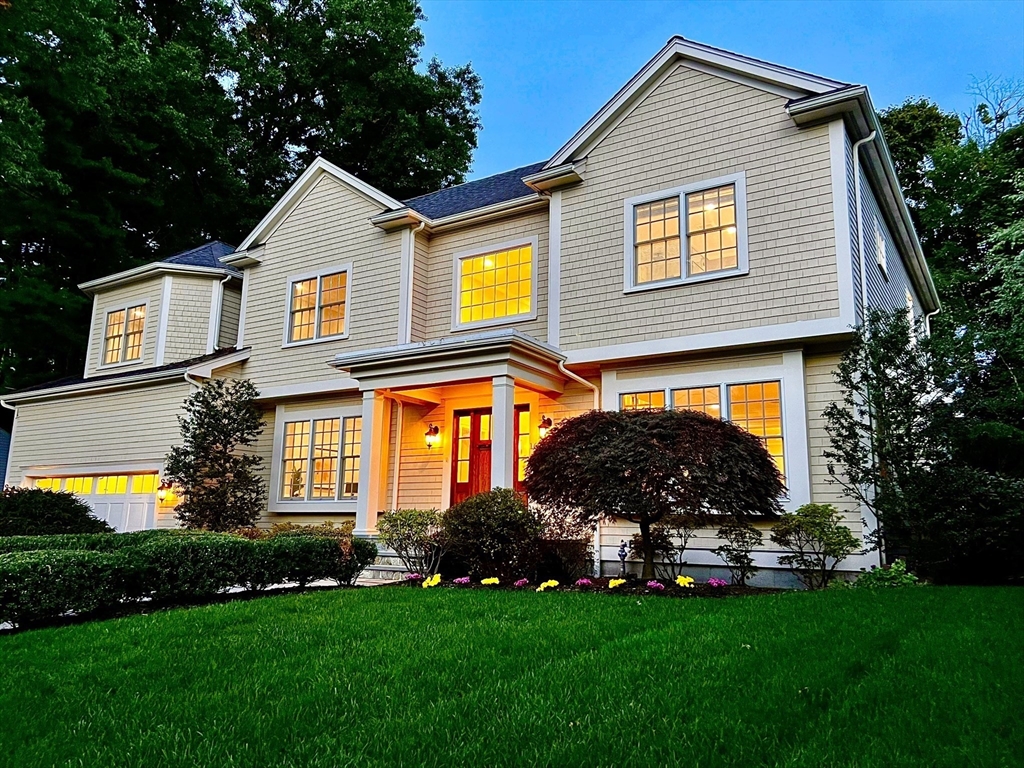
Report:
185,347,251,379
426,195,548,233
3,369,188,404
256,378,360,402
237,157,404,251
546,36,845,169
79,264,232,295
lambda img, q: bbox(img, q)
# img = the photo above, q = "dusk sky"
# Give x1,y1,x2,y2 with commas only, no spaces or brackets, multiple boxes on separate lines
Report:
418,0,1024,179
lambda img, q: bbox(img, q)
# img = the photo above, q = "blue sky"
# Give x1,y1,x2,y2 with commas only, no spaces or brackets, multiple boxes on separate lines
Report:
418,0,1024,179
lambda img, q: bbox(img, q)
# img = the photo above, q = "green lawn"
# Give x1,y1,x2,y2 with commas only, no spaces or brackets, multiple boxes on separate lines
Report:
0,587,1020,768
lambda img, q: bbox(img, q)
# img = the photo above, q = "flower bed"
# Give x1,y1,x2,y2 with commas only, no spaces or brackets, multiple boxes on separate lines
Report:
395,573,771,598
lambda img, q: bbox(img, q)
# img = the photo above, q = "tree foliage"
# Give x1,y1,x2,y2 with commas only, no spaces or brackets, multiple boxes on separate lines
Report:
711,519,762,586
524,409,784,579
0,0,481,393
164,379,267,531
770,504,860,590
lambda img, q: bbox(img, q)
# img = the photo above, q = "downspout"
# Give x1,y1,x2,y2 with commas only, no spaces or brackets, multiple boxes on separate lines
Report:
556,360,602,575
213,273,232,352
852,129,883,567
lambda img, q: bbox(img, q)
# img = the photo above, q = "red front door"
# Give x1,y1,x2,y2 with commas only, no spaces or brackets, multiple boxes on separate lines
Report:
450,405,531,506
452,408,492,505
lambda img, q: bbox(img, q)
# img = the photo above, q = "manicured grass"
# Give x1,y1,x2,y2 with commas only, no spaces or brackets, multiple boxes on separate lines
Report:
0,587,1020,767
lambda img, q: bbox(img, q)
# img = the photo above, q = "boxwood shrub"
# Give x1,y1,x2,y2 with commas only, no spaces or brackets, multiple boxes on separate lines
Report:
0,487,114,536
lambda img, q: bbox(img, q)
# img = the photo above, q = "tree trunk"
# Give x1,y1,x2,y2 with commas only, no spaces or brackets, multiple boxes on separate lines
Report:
639,519,656,579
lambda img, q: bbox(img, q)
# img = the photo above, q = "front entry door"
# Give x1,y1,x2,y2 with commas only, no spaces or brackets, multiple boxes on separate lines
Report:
450,405,531,506
452,408,492,505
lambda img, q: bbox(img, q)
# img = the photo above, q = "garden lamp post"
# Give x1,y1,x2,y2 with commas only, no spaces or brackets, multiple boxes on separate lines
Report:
617,540,628,577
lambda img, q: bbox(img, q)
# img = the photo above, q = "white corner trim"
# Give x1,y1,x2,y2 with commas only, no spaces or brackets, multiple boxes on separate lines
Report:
155,275,173,365
268,401,364,514
600,348,810,511
547,190,562,347
207,279,224,354
450,236,540,333
237,157,403,252
829,120,857,327
622,172,749,293
397,227,414,345
236,269,249,348
82,294,99,379
281,263,353,348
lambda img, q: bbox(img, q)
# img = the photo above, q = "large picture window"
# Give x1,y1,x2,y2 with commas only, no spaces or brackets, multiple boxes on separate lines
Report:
103,304,146,364
624,173,747,292
286,267,350,345
281,415,361,501
454,240,535,329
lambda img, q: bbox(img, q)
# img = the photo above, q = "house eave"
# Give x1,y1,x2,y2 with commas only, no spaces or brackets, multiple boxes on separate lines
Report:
78,264,240,295
521,160,586,192
369,194,549,234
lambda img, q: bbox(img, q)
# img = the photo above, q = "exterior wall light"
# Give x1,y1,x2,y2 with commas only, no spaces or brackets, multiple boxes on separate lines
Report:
157,479,174,503
425,424,441,449
538,416,553,439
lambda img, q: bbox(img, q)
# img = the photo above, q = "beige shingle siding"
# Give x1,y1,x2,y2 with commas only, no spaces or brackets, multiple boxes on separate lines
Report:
394,401,445,509
559,64,840,351
4,380,190,485
859,167,922,316
163,276,215,362
410,233,430,342
85,278,165,376
421,209,549,341
241,175,403,391
218,286,242,349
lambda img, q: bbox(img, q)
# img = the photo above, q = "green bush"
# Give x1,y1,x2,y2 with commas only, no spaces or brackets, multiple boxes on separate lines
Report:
770,504,861,589
854,559,920,589
712,519,763,586
377,508,446,575
0,550,136,626
537,539,593,582
0,487,114,536
133,535,254,602
442,489,543,580
340,537,378,586
0,529,176,554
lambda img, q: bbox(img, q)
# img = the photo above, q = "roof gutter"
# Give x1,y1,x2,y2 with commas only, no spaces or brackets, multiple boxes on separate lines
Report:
79,263,240,295
369,194,548,235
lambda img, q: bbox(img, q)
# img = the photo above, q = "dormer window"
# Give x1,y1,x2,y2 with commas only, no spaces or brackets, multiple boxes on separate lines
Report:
624,173,748,292
103,304,146,365
284,265,351,346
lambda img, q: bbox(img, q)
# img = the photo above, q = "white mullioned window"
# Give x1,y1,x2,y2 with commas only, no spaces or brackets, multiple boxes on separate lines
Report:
280,415,362,501
452,238,538,330
285,266,351,345
103,303,146,365
624,173,748,292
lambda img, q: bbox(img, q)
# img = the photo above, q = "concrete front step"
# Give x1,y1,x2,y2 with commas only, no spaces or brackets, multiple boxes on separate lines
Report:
364,563,411,581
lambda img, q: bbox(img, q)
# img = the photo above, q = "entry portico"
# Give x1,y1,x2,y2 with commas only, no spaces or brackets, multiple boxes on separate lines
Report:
332,329,568,535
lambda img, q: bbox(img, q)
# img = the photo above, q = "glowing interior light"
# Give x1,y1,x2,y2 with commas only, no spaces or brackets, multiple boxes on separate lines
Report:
726,226,737,234
704,203,717,211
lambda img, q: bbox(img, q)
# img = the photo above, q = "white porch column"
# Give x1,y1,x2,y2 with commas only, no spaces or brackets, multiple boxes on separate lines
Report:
355,390,389,536
490,375,516,489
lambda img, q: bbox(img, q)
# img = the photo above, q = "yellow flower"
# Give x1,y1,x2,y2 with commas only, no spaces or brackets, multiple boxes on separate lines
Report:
422,573,441,588
675,576,695,588
536,579,559,592
608,579,626,589
481,577,499,585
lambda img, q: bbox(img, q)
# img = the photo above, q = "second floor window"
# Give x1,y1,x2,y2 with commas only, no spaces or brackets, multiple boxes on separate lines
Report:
288,269,348,344
456,242,533,327
103,304,145,364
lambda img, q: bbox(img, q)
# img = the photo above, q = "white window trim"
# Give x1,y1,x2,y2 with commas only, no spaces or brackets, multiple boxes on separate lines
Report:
97,299,150,370
622,172,749,294
874,215,888,279
600,351,809,511
269,402,362,514
450,236,539,332
281,263,353,349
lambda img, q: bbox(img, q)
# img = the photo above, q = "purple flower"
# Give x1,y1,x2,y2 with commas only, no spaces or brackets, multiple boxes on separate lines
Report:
708,578,728,588
575,578,593,587
646,580,665,591
404,573,423,581
514,578,529,588
453,576,471,585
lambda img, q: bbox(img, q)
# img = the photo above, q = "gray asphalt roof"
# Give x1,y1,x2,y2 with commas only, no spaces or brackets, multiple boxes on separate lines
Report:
161,241,237,271
402,161,547,219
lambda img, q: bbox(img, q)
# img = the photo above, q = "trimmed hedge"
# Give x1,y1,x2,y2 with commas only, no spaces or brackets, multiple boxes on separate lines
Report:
0,487,115,536
0,531,378,627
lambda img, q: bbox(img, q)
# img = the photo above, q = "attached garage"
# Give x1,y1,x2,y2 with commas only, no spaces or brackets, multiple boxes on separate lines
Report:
33,473,161,532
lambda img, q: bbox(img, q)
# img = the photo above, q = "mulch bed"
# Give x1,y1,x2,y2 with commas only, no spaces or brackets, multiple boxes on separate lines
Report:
392,575,777,598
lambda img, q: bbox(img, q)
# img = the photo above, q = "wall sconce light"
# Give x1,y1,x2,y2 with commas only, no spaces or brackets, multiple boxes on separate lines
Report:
538,416,553,439
425,424,440,449
157,479,173,503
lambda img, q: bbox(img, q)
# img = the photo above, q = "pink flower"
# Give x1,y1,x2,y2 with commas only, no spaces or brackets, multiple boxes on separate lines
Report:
646,580,665,591
514,578,529,587
574,578,593,587
404,573,423,581
708,578,729,588
453,576,471,585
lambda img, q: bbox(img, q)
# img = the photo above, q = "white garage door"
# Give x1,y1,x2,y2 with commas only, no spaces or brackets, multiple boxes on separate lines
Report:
33,474,159,532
